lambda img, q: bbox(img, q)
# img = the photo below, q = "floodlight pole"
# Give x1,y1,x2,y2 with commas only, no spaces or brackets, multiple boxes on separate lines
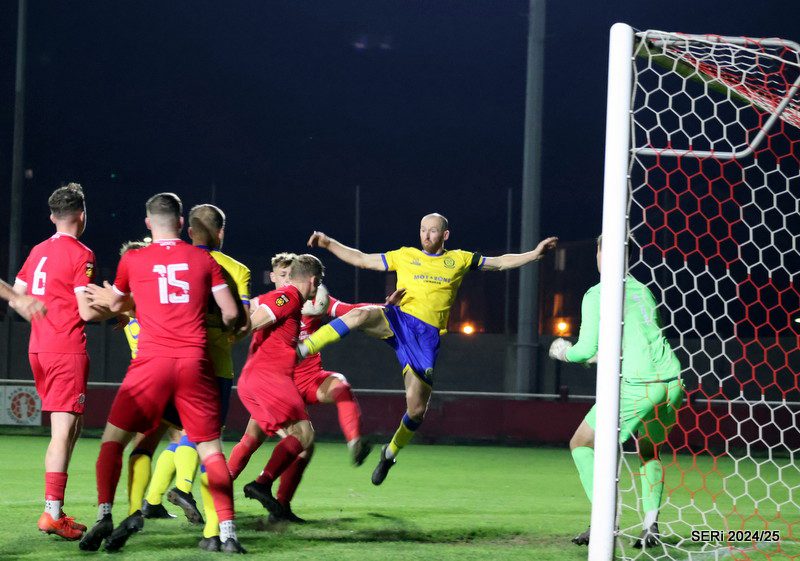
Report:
587,22,634,561
8,0,27,282
515,0,546,393
354,184,361,302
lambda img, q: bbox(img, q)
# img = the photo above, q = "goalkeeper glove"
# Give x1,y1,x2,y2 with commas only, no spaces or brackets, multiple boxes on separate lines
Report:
549,337,573,362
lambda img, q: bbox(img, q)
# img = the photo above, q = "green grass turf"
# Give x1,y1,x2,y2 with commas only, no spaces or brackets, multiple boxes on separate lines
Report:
0,435,798,560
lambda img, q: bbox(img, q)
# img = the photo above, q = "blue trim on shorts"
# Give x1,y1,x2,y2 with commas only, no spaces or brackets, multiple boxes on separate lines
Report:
382,306,440,383
166,442,179,453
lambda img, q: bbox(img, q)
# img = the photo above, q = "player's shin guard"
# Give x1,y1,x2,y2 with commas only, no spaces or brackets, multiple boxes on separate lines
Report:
303,319,350,355
97,441,125,508
199,465,219,538
571,446,594,502
255,435,304,485
387,413,420,459
276,446,314,507
146,442,177,505
331,383,361,442
640,459,664,527
127,449,152,515
228,433,261,480
203,453,234,523
174,436,199,493
44,471,68,519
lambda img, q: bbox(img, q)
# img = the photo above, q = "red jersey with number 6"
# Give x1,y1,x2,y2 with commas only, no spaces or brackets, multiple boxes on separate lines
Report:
15,232,95,354
113,238,228,359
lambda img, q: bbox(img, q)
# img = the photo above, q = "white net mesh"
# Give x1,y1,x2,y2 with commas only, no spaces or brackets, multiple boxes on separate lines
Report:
617,29,800,560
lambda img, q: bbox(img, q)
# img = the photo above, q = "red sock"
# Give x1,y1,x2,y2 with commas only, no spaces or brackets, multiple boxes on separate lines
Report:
45,472,68,501
96,441,124,505
204,452,234,522
332,383,361,442
276,446,314,506
228,433,262,480
255,435,304,485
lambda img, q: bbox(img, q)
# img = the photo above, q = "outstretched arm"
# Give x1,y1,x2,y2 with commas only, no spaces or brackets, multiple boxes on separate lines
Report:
480,237,558,271
307,231,385,271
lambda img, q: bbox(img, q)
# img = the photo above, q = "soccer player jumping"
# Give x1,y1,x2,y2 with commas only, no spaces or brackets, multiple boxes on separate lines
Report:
79,193,245,554
298,213,557,484
548,235,683,548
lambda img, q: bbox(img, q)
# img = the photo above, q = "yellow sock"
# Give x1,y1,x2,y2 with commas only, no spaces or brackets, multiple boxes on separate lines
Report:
174,438,200,493
128,452,152,515
199,469,219,538
304,319,349,354
387,412,421,459
146,444,177,505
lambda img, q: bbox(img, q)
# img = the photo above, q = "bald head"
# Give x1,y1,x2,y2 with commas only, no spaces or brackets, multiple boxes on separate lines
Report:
422,213,448,231
419,213,450,254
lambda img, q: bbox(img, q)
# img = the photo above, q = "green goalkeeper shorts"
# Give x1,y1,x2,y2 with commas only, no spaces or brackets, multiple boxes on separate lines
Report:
585,377,684,445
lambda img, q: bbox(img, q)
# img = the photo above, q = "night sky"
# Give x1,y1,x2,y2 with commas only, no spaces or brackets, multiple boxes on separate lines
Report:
1,1,798,302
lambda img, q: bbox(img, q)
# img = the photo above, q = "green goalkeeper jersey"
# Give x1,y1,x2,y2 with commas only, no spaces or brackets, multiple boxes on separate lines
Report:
565,275,680,382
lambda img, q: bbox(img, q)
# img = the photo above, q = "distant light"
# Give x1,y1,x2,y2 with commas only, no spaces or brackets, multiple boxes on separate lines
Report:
461,323,475,335
554,318,571,336
143,237,152,244
795,317,800,323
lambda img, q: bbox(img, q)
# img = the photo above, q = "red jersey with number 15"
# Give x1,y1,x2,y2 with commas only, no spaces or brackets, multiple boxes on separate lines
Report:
247,284,303,376
113,238,228,359
15,233,95,354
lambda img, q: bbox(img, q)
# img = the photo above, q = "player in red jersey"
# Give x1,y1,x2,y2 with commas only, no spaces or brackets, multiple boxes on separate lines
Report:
228,253,400,522
78,193,245,554
234,254,324,525
13,183,110,541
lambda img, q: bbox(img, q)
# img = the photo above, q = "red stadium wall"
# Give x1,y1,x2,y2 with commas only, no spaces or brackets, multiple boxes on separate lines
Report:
56,387,800,452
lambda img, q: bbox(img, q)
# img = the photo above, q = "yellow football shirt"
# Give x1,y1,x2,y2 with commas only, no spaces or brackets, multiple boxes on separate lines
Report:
382,247,484,331
206,249,251,379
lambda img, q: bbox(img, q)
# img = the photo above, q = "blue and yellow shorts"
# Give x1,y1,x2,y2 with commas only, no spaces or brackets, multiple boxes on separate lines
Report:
381,305,440,386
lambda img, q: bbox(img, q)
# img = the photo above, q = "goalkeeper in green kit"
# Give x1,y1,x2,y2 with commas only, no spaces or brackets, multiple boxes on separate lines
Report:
549,235,684,549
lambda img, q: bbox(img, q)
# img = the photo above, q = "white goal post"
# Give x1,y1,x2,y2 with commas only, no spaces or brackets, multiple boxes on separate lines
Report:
590,23,800,561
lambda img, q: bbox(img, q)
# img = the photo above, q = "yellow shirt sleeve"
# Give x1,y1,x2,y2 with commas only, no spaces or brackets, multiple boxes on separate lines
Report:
382,248,404,272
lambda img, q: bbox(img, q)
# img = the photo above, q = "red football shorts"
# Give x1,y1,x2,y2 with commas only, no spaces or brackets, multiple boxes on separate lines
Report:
108,355,221,442
237,363,309,436
293,365,341,405
29,352,90,414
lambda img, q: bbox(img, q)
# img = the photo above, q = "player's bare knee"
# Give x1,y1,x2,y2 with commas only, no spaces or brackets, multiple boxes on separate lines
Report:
570,423,595,450
287,420,315,450
406,400,427,421
342,307,371,329
196,439,223,461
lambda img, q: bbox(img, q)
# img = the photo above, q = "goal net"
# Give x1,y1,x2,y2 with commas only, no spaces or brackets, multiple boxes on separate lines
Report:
593,25,800,560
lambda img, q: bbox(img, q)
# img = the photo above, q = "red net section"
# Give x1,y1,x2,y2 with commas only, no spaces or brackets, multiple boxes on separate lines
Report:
665,35,800,130
618,31,800,560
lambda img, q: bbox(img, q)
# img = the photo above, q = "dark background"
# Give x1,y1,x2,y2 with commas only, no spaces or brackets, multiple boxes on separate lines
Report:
1,1,797,330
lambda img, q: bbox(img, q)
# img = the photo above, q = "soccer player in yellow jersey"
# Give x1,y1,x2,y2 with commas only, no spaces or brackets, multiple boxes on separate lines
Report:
299,213,557,484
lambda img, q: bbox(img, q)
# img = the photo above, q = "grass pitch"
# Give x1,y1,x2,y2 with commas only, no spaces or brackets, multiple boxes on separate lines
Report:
1,435,798,560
